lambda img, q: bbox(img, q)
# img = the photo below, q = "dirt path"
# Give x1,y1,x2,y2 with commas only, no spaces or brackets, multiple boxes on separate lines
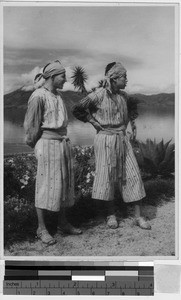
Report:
5,197,175,257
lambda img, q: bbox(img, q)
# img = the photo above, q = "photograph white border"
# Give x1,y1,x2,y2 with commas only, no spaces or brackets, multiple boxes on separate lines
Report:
0,0,180,263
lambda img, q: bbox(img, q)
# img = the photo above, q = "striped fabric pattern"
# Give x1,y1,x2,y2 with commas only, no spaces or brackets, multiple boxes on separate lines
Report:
41,88,68,129
92,133,145,202
76,88,129,127
73,87,145,203
92,92,128,126
24,87,69,148
122,136,146,202
34,138,75,212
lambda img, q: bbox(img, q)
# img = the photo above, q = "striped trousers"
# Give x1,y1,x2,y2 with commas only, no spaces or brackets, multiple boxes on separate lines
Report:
34,138,75,212
92,133,146,202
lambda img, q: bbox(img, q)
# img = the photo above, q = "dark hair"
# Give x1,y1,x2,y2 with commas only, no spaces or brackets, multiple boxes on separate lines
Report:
105,62,116,75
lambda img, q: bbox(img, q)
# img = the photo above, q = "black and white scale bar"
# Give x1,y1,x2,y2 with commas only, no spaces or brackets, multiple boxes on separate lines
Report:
3,278,154,295
4,280,153,288
4,262,154,295
3,286,154,295
5,268,154,276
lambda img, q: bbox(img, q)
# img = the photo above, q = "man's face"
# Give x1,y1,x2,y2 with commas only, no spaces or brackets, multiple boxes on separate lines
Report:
52,72,66,89
113,72,128,90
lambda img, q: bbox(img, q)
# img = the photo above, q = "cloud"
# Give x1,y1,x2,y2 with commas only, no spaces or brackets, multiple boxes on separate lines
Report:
3,5,175,95
5,62,175,95
20,67,43,91
4,57,41,68
21,65,77,92
85,74,103,92
21,65,76,92
4,45,143,74
19,64,101,93
21,66,41,84
4,46,175,95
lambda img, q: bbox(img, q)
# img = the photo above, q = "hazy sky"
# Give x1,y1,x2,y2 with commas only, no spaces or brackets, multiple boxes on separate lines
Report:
3,4,177,94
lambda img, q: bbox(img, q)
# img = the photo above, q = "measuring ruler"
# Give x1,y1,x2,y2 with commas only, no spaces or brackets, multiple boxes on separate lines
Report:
3,261,154,295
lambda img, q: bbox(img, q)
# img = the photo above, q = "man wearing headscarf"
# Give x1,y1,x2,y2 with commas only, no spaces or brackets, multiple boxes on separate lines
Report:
72,62,151,230
24,60,82,245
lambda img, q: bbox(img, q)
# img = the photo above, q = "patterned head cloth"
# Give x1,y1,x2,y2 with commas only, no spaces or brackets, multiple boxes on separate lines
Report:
103,62,127,90
34,60,65,83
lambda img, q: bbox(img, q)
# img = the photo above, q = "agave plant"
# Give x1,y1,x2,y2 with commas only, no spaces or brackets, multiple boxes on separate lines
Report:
136,139,175,178
71,66,88,95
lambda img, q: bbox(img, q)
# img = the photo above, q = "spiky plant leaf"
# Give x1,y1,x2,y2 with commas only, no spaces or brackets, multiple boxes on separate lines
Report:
137,139,175,178
164,143,174,162
142,157,157,176
159,144,175,175
71,66,88,94
139,139,158,165
156,139,165,162
164,139,172,152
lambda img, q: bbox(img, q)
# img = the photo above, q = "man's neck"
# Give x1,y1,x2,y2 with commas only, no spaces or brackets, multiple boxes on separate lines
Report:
111,87,120,94
44,81,57,94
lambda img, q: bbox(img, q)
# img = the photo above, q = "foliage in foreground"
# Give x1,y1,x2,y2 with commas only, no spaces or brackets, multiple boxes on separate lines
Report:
4,141,175,247
4,146,95,247
133,139,175,178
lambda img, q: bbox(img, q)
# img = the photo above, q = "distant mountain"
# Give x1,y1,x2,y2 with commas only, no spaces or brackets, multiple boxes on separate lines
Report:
4,89,33,109
4,88,84,125
4,87,174,125
133,93,175,107
4,88,83,110
4,88,175,108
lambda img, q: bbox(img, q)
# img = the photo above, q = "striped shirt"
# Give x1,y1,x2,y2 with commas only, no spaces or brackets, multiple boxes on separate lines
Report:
72,88,138,127
24,87,68,148
72,87,145,202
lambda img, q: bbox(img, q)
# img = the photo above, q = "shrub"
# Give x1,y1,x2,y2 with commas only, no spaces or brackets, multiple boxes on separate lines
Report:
4,154,37,202
4,195,37,246
4,146,96,246
73,145,95,198
133,139,175,178
4,143,175,247
4,147,96,201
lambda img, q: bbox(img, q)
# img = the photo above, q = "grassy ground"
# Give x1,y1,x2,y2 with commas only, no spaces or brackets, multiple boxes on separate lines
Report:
4,178,175,257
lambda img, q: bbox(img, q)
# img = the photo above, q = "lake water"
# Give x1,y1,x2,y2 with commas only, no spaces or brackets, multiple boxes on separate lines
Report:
4,107,175,155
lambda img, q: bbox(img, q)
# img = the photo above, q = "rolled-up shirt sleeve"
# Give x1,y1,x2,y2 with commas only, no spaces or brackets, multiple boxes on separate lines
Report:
72,91,100,123
23,94,44,148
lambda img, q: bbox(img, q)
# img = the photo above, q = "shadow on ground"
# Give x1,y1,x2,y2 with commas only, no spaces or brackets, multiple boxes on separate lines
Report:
4,178,175,256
